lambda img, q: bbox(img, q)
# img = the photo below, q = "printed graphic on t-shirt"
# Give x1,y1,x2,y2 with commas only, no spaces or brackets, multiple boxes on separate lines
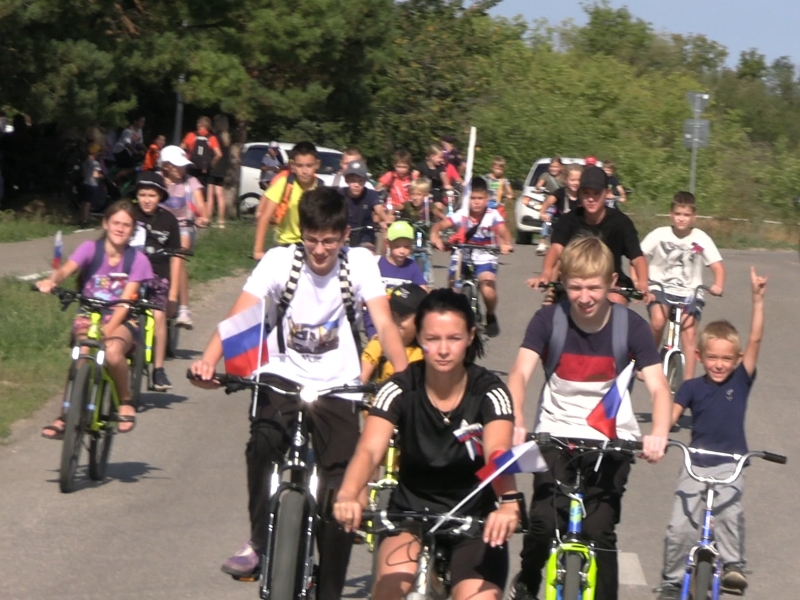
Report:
287,317,340,356
658,240,704,290
86,274,129,303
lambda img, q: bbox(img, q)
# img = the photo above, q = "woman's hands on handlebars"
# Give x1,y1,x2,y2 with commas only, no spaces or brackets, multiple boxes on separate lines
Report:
188,360,221,389
484,502,520,548
333,491,364,534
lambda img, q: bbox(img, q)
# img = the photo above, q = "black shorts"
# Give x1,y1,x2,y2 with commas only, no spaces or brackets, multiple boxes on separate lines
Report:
208,175,225,187
382,520,508,589
80,184,105,211
113,150,137,169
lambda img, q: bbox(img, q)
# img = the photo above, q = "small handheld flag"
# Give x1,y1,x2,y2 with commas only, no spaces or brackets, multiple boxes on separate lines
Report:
586,361,635,440
53,231,63,270
454,421,483,461
476,440,548,481
218,301,269,377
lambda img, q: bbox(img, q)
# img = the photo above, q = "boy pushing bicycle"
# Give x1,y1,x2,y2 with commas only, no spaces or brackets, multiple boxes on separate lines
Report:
657,267,768,599
642,192,725,380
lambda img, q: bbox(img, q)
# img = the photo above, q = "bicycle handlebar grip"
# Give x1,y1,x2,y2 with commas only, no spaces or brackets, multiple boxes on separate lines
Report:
761,451,787,465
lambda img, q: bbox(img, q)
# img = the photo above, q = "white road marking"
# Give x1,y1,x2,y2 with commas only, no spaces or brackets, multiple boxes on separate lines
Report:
16,271,50,282
619,551,648,586
73,228,97,233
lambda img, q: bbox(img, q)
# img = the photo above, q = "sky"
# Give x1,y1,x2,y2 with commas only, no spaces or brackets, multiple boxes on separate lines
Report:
491,0,800,68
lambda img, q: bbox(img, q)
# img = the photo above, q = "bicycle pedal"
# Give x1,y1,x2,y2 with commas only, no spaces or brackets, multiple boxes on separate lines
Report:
230,571,260,582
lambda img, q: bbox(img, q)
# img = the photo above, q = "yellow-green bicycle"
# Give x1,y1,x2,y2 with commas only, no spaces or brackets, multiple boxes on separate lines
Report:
43,287,160,493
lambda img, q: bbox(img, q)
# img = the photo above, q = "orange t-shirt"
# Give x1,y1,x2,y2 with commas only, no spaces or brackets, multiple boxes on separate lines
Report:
143,144,160,171
378,171,411,206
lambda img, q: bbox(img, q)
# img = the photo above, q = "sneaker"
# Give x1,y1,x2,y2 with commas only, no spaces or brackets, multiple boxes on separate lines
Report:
657,583,681,600
175,307,194,329
507,572,537,600
152,368,172,392
485,313,500,338
535,242,548,256
221,542,260,577
721,565,747,593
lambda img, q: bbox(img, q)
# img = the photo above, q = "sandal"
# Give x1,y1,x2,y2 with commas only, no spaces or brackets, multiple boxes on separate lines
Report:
118,402,136,434
41,417,66,440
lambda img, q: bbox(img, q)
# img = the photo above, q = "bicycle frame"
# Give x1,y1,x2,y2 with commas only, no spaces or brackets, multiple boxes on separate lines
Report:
365,431,399,553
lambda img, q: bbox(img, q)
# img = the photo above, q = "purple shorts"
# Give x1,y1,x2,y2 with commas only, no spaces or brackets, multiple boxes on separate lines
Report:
144,277,170,310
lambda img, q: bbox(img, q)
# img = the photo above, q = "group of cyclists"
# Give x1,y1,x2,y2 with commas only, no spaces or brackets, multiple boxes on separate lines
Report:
35,133,767,600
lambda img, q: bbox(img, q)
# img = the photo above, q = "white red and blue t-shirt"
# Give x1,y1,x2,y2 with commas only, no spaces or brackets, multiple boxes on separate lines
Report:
522,304,660,441
447,207,504,268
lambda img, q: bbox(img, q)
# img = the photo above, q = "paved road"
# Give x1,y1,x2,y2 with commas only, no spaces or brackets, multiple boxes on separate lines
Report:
0,228,101,279
1,245,797,599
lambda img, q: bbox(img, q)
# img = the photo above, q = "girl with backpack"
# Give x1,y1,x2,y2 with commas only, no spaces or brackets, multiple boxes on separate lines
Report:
36,200,154,439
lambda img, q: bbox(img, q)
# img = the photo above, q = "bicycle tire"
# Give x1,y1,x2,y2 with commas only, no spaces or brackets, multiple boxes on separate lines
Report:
667,352,684,395
370,486,393,584
266,490,306,600
130,318,146,408
88,382,115,481
562,552,584,600
60,364,92,493
691,558,713,600
166,319,180,358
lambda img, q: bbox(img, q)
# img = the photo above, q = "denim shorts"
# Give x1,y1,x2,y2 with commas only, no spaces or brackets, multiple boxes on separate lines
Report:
647,290,705,319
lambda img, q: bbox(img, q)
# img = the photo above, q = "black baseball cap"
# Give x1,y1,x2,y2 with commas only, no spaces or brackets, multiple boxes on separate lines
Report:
389,283,428,316
135,171,168,200
580,166,608,192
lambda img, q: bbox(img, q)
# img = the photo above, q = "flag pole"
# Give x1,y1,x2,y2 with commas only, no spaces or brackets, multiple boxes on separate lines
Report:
251,300,267,419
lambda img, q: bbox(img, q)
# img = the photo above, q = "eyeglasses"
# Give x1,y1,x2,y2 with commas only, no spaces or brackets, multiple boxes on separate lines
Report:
302,235,343,249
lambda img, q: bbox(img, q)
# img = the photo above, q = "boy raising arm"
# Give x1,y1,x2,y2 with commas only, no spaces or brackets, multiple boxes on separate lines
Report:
657,267,767,599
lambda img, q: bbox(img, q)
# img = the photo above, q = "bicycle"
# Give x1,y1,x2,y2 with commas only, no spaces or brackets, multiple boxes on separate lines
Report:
39,287,161,493
523,432,644,600
400,218,435,285
364,427,400,575
537,281,644,306
360,509,494,599
449,243,501,335
664,440,786,600
647,282,716,395
188,371,376,599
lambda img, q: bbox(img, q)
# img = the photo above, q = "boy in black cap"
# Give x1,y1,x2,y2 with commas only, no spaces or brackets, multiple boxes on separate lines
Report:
341,159,387,249
131,171,181,391
360,283,428,384
529,166,650,305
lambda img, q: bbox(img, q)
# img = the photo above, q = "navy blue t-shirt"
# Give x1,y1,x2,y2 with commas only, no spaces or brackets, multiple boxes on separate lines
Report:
344,188,381,245
363,257,427,338
676,364,754,466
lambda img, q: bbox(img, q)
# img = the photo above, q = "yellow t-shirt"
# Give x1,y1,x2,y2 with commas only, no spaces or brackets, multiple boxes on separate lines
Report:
265,174,318,245
362,339,424,383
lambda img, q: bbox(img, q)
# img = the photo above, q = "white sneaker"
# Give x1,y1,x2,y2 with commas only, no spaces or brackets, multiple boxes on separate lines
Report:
535,242,548,256
175,308,194,329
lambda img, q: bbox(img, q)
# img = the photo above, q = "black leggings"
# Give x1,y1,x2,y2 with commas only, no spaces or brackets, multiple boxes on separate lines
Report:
518,446,631,600
245,375,360,598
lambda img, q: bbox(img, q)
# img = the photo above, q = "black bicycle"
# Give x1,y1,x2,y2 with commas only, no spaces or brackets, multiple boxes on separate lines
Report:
188,371,375,600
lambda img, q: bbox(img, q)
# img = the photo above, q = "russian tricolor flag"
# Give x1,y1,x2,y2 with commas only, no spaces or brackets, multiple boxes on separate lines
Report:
53,231,63,270
586,361,635,440
218,301,269,377
476,440,548,481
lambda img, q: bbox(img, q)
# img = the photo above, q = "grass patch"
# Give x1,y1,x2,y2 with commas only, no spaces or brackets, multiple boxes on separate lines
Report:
0,209,76,243
188,221,261,283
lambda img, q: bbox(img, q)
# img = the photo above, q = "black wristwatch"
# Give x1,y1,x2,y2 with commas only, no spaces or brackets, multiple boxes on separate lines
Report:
498,492,525,505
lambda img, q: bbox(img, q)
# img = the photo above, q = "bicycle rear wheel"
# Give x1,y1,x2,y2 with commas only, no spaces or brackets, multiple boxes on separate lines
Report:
691,558,713,600
562,552,584,600
266,490,306,600
130,317,146,409
166,318,180,358
60,364,92,493
89,382,115,481
666,352,684,395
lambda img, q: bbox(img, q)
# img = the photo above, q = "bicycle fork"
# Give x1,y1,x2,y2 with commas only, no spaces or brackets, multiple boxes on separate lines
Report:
680,486,722,600
545,493,597,600
662,306,685,376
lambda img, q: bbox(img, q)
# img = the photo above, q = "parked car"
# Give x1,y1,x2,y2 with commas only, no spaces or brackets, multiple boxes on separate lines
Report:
237,142,342,218
513,157,602,244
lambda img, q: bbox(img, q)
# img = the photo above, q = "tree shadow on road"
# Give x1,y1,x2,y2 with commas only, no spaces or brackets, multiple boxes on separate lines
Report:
137,391,189,413
342,574,372,598
46,461,165,491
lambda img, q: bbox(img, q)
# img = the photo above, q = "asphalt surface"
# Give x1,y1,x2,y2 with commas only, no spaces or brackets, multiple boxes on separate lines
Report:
0,228,100,279
0,242,797,599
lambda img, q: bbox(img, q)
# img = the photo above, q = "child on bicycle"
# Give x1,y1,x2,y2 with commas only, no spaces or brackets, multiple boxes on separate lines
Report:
484,155,514,216
430,176,513,338
657,267,767,599
189,186,408,597
361,283,427,384
535,162,582,256
37,200,154,438
376,150,412,210
396,177,442,223
131,172,181,391
642,192,725,381
506,236,671,600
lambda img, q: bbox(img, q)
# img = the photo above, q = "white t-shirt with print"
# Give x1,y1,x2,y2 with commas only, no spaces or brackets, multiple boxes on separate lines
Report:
449,207,504,267
640,226,722,296
243,245,385,386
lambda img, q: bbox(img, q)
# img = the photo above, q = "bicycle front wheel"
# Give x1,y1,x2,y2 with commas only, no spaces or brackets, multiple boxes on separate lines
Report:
266,490,306,600
692,558,713,600
562,552,584,600
666,352,684,395
89,381,115,481
369,486,393,582
60,363,92,493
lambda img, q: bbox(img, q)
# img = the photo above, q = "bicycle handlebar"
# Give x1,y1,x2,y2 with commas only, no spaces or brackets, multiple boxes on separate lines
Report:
359,510,483,536
666,440,786,486
537,281,644,301
447,243,502,254
186,370,376,402
34,286,163,314
648,281,719,302
528,432,643,454
142,247,194,259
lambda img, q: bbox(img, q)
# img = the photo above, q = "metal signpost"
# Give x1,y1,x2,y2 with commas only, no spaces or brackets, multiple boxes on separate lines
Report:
684,92,711,194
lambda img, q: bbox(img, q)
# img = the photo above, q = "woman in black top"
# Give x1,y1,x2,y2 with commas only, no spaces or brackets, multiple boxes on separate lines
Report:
334,289,520,600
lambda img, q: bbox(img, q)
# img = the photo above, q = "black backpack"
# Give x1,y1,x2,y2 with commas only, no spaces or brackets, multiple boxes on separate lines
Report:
190,134,214,171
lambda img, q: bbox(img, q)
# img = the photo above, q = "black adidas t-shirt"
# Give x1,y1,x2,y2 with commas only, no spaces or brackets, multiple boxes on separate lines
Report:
551,207,643,288
132,205,181,279
370,361,514,516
